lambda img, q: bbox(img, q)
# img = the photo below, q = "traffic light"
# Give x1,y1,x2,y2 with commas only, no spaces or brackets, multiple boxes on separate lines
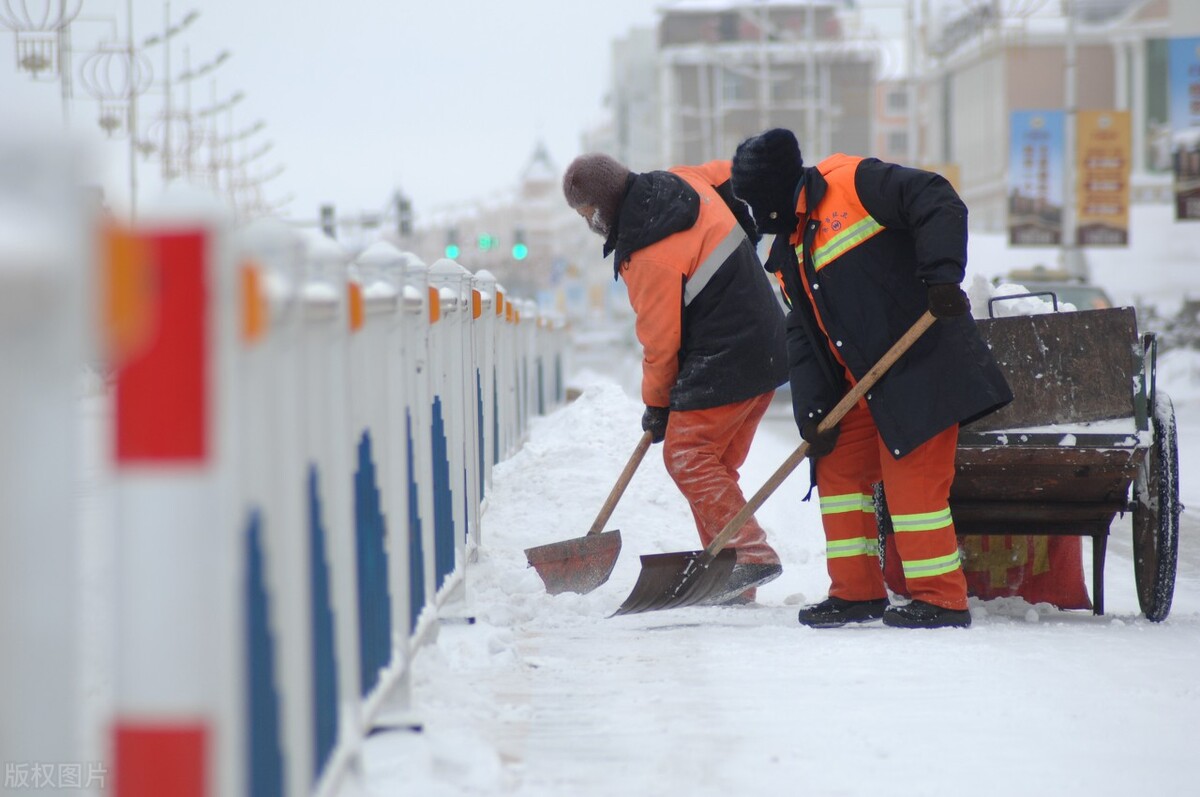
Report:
394,192,412,237
445,227,459,259
477,233,496,251
320,204,336,239
511,227,528,261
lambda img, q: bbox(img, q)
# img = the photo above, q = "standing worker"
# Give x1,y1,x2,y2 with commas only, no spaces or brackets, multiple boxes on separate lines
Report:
729,129,1012,628
562,153,788,604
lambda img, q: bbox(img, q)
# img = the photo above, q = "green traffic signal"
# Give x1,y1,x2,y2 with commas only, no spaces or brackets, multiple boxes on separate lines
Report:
512,242,528,260
445,244,460,259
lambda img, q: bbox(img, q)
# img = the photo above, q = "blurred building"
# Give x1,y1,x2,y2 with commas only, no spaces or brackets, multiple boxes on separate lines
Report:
873,78,913,162
419,1,886,323
915,0,1192,232
652,2,876,166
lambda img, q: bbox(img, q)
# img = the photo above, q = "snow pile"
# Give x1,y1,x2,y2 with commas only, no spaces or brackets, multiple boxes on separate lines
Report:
1157,348,1200,404
967,273,1067,318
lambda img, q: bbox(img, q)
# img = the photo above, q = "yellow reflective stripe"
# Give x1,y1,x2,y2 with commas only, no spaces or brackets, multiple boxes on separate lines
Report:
827,537,878,559
902,551,962,579
794,217,885,273
813,216,884,271
891,507,953,532
820,492,873,515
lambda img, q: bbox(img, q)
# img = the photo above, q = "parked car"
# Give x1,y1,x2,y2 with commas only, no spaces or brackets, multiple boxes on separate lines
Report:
1000,266,1114,311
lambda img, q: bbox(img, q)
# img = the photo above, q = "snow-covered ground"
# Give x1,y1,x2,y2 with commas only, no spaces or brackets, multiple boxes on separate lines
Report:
359,347,1200,796
358,209,1200,796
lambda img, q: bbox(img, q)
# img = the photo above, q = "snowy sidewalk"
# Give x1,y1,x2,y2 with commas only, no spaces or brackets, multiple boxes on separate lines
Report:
361,378,1200,797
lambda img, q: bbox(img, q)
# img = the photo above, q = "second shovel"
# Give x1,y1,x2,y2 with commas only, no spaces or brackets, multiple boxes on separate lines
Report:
524,430,654,595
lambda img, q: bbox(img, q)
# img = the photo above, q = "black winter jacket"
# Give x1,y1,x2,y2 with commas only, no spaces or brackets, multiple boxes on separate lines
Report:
768,154,1012,458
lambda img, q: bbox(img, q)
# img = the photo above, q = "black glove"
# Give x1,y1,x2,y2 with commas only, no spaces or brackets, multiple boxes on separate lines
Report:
642,406,670,444
800,420,840,459
927,283,970,319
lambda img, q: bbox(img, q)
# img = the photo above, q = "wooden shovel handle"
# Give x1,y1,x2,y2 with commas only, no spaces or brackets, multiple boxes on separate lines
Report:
701,310,937,559
587,430,655,535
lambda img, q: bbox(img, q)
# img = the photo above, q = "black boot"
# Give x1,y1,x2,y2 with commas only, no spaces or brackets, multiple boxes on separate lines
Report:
796,596,888,628
882,599,972,629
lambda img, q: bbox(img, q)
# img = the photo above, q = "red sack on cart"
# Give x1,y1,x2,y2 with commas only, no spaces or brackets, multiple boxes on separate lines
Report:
882,533,1092,611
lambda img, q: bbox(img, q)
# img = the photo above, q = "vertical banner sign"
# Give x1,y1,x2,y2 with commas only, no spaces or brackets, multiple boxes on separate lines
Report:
1169,37,1200,220
1075,110,1131,246
1008,110,1065,245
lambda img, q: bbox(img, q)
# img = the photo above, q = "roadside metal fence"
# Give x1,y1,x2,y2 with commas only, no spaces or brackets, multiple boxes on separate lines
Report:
0,175,567,797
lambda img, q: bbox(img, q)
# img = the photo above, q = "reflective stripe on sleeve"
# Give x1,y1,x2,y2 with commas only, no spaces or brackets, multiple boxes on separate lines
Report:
684,225,746,306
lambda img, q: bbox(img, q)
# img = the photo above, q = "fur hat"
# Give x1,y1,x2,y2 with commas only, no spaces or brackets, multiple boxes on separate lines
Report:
730,128,804,235
562,153,632,234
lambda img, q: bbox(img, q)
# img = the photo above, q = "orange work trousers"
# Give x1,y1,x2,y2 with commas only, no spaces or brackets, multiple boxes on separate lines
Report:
815,400,969,611
662,392,779,565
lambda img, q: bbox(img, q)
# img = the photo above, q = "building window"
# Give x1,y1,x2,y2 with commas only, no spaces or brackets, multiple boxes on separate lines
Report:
886,89,908,114
887,130,908,155
721,68,754,102
718,12,739,41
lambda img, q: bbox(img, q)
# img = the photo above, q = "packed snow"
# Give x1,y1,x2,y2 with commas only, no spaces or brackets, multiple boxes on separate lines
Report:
352,214,1200,796
358,359,1200,796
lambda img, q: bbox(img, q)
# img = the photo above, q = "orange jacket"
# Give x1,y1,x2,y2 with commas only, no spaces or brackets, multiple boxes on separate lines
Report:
610,162,786,410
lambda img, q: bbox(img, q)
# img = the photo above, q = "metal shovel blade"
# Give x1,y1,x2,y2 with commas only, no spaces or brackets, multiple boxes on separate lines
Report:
610,548,738,616
524,530,622,595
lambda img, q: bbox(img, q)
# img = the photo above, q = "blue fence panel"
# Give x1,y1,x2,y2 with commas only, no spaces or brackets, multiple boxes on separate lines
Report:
405,411,426,633
307,466,339,782
430,398,455,588
354,432,392,697
245,509,284,797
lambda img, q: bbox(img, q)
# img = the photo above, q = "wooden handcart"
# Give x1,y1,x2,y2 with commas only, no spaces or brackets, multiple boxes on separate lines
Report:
880,298,1182,620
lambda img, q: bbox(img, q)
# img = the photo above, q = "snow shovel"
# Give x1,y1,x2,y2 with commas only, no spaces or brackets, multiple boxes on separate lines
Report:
524,430,654,595
612,311,938,616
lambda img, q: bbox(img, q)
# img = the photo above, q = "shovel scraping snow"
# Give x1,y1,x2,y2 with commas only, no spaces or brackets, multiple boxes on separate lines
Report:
525,431,653,595
612,311,938,616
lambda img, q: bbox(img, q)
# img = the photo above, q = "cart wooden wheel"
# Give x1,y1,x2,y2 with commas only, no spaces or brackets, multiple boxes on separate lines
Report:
1132,392,1181,622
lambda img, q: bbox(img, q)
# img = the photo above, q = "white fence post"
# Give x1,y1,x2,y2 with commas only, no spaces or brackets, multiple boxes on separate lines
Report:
0,138,87,796
296,229,362,796
233,216,316,797
401,256,437,643
472,270,497,504
427,259,468,600
348,241,414,727
104,193,238,797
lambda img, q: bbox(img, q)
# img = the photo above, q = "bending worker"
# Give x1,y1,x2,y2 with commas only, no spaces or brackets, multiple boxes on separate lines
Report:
562,153,788,605
729,128,1012,629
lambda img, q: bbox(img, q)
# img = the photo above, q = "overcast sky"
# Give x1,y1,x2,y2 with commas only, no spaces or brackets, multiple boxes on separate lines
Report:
2,1,910,225
1,0,664,223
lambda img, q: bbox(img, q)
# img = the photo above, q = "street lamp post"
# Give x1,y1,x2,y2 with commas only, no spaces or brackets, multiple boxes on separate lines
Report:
142,2,199,182
177,47,231,180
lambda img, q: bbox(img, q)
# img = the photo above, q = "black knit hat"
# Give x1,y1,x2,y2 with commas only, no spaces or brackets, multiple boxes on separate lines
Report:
730,128,804,235
562,153,632,235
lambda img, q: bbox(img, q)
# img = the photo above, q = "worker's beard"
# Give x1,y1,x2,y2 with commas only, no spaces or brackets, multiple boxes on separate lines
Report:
587,208,610,237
